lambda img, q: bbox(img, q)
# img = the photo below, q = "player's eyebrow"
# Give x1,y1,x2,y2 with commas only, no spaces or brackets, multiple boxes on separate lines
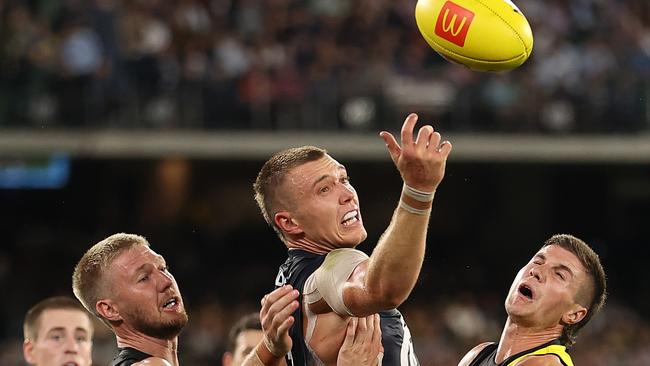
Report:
311,165,347,188
46,327,65,334
534,253,575,278
554,263,575,278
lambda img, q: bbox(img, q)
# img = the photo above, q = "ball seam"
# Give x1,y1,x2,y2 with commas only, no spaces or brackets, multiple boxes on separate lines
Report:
474,0,530,56
422,32,526,64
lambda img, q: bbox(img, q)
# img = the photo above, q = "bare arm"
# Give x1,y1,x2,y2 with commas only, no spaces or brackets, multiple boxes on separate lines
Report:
343,113,452,315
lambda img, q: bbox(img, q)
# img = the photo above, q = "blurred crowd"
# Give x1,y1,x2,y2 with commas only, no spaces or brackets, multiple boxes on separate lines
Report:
1,0,649,132
0,293,648,365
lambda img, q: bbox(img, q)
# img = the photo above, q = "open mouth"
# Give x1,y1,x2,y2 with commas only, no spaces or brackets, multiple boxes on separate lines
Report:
63,362,79,366
341,210,359,227
518,284,533,300
162,296,179,310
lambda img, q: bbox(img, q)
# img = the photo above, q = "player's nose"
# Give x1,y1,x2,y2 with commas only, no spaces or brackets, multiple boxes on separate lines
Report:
529,266,543,282
63,335,79,353
157,269,174,292
339,185,355,204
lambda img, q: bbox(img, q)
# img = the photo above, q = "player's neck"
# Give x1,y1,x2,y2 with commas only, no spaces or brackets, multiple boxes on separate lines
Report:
495,317,563,363
116,328,179,365
285,236,332,255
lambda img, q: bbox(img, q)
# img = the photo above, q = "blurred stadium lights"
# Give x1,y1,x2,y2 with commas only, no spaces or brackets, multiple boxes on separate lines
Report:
1,130,650,163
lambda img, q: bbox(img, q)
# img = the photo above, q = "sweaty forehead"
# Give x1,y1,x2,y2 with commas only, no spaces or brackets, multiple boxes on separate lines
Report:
285,155,345,188
111,245,163,274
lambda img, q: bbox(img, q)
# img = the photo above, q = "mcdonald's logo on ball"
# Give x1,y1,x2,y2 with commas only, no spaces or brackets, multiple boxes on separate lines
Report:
434,2,475,47
415,0,534,72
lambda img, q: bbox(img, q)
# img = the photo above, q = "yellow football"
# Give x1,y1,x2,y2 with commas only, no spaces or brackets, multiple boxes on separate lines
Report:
415,0,533,72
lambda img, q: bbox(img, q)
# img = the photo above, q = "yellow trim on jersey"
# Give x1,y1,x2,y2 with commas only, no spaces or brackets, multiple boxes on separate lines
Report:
507,344,574,366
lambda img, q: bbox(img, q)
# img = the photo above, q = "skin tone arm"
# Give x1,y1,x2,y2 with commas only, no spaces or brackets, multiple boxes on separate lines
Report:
242,286,384,366
340,113,453,315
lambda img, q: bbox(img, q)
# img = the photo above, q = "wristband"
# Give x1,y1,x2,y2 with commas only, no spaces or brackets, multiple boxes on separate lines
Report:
255,339,284,366
399,200,431,216
402,183,435,202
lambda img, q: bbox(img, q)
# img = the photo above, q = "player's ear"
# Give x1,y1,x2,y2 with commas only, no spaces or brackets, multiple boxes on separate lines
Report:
96,299,122,322
222,352,233,366
275,211,303,235
23,339,35,364
562,304,587,325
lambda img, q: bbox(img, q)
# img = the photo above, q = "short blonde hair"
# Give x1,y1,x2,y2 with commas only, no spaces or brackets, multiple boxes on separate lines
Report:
72,233,149,319
253,146,327,240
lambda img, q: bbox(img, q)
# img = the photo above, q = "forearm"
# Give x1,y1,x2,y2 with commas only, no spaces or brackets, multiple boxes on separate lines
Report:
241,342,285,366
365,189,433,307
345,112,451,315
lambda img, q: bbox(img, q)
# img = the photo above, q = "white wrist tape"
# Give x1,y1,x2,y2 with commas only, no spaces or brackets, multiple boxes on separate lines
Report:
402,183,435,202
399,200,431,216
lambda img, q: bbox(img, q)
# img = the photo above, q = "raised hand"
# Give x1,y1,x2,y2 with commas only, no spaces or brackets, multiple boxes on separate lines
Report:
379,113,452,192
260,285,300,358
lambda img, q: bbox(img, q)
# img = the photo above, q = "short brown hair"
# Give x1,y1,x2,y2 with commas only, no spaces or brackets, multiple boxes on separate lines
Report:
24,296,92,341
253,146,327,240
72,233,149,320
542,234,606,347
226,313,262,353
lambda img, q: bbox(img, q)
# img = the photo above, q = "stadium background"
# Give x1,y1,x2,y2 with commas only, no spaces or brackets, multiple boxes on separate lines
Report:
0,0,649,365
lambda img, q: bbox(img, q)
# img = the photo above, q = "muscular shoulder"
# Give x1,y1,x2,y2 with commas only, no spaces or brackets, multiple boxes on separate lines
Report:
320,249,369,270
305,248,369,315
457,342,493,366
513,355,565,366
132,357,173,366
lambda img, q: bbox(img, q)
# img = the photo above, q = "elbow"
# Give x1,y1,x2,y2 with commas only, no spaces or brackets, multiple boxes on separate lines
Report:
371,289,407,310
383,293,406,309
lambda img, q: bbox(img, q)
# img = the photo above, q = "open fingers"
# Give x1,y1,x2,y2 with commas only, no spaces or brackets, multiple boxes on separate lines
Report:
371,314,382,346
344,317,358,345
276,313,296,336
400,113,418,146
265,290,299,321
438,140,453,158
261,285,293,307
415,125,433,150
428,131,442,151
379,131,401,164
262,286,296,311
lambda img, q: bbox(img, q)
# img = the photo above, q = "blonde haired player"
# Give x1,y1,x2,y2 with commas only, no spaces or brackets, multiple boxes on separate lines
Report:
254,113,452,365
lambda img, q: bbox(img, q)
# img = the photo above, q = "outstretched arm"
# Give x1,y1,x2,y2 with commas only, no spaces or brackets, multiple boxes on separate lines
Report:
344,113,452,315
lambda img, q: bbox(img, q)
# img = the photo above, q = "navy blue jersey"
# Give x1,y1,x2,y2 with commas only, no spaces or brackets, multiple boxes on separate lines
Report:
275,249,419,366
109,347,152,366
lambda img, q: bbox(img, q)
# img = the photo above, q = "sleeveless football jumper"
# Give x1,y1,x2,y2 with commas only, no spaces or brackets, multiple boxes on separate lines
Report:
275,249,419,366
